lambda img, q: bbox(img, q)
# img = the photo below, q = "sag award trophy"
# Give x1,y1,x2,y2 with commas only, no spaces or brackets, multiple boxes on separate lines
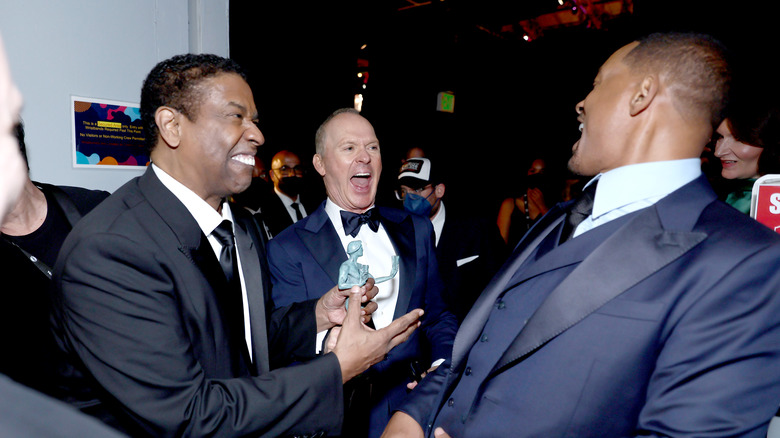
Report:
339,240,399,308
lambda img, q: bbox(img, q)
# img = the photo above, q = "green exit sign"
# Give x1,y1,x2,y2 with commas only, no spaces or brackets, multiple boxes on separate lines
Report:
436,91,455,113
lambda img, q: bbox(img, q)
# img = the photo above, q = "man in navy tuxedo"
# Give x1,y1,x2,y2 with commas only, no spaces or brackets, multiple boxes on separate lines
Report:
268,108,458,438
383,32,780,438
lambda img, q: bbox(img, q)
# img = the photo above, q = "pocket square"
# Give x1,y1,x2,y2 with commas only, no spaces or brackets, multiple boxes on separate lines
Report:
456,255,479,267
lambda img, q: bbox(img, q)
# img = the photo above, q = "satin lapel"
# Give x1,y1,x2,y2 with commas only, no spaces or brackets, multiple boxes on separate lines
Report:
135,168,227,293
380,211,416,319
491,205,707,374
451,206,565,367
233,210,270,374
296,207,346,286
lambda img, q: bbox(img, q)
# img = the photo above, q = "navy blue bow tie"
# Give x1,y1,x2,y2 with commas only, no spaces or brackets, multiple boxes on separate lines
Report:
341,209,381,237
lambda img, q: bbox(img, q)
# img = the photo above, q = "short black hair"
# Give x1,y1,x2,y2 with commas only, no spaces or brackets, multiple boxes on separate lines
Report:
140,53,247,152
624,32,731,131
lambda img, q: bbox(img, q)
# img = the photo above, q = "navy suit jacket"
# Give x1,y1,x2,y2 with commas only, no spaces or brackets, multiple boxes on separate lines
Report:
401,175,780,437
51,168,343,437
267,203,458,437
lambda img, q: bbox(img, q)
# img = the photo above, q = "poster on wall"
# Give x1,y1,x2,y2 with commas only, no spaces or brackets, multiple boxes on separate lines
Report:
71,96,148,168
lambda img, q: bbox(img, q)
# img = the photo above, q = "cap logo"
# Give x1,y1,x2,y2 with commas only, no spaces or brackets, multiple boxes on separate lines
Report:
400,160,423,174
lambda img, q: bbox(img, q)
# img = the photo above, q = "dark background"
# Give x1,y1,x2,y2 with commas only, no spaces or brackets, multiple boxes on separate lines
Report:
230,0,778,216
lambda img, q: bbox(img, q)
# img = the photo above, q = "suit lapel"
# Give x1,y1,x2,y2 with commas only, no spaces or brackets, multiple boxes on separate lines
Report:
491,203,707,375
137,168,227,293
296,206,346,285
452,205,566,366
233,209,270,375
379,208,416,319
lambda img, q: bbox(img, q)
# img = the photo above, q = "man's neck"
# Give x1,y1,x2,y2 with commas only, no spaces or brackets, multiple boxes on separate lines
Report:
0,179,47,236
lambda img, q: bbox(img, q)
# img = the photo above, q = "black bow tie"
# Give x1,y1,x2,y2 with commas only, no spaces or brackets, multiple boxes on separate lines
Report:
341,209,381,237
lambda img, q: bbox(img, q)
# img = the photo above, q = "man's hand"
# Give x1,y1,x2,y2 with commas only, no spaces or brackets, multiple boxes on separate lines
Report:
333,288,422,383
381,412,425,438
406,364,439,391
315,277,378,331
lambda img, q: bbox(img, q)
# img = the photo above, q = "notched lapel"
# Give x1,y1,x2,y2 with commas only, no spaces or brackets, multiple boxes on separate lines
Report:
491,206,707,375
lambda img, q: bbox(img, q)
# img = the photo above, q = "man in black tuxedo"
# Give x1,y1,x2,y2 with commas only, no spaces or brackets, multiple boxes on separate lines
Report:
50,53,422,437
260,149,319,238
396,157,507,322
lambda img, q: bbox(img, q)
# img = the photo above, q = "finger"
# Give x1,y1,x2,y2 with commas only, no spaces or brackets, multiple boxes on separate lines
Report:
362,300,378,316
384,309,423,350
434,427,451,438
387,319,420,351
344,288,363,326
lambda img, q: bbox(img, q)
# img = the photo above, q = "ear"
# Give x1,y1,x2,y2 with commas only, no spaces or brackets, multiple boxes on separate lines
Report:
313,153,326,177
629,75,657,116
155,106,181,148
435,183,446,198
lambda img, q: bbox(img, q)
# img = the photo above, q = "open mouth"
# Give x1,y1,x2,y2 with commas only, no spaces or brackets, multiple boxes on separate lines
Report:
231,154,255,166
351,172,372,189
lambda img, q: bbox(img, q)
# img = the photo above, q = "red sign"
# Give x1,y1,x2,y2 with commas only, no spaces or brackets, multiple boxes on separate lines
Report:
752,175,780,233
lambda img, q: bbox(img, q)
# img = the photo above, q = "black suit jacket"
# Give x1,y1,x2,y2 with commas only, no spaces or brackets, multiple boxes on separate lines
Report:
435,205,508,322
258,189,318,238
51,168,343,437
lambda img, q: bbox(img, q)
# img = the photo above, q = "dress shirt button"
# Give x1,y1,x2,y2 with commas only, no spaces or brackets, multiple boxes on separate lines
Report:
497,301,506,309
465,367,472,376
480,334,488,342
447,398,455,407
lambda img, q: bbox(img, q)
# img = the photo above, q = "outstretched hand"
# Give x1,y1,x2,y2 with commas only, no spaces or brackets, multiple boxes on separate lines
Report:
333,287,422,383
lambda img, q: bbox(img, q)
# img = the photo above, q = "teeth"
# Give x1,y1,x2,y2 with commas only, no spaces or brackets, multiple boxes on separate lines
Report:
579,123,584,132
354,173,370,178
232,155,255,166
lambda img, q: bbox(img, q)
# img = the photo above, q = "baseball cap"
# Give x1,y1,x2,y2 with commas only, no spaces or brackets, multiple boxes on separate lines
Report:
398,157,438,189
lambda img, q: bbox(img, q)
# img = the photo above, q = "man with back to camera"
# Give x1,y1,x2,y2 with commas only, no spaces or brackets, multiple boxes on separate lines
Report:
383,32,780,437
50,53,423,437
396,157,507,323
267,108,458,438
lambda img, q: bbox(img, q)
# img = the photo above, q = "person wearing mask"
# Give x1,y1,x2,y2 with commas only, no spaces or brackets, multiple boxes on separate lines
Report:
383,32,780,438
267,108,457,438
397,157,507,322
260,149,318,237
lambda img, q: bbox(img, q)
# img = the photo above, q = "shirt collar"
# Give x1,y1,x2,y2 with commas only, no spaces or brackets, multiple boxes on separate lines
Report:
152,164,233,235
590,158,702,219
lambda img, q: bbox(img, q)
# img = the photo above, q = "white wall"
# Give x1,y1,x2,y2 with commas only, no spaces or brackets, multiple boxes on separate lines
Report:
0,0,229,192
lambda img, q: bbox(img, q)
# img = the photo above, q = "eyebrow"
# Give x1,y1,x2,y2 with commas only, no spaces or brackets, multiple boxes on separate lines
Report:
227,101,259,120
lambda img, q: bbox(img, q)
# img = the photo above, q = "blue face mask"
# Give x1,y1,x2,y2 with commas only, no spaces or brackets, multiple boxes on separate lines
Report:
404,193,434,217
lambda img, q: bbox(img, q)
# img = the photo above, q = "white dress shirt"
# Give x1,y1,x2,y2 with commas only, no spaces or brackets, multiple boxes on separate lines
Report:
275,187,307,223
430,200,446,247
573,158,702,238
153,164,254,360
325,199,399,329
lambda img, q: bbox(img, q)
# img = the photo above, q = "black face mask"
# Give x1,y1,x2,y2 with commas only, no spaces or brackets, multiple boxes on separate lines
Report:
278,176,304,197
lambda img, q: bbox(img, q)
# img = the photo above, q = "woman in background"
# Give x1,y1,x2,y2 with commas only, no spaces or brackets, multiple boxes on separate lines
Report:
713,91,780,214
